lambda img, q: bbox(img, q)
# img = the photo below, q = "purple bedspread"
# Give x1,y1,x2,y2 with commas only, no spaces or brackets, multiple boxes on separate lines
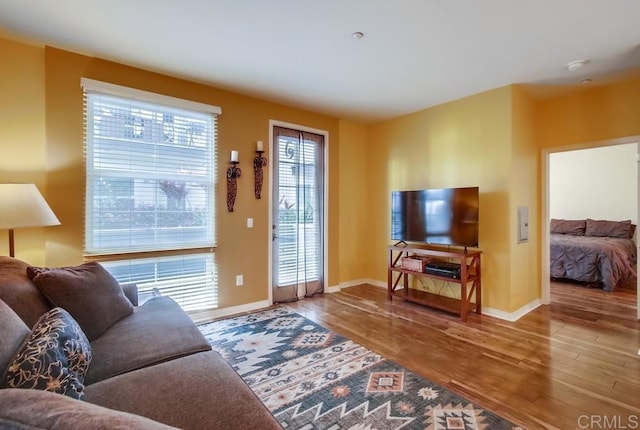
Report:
550,234,637,291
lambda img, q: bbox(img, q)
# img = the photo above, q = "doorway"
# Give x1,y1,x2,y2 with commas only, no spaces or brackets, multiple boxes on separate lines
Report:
542,137,640,320
269,122,327,303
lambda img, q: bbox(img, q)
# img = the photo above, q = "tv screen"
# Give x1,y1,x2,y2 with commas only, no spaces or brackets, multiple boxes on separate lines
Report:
391,187,479,247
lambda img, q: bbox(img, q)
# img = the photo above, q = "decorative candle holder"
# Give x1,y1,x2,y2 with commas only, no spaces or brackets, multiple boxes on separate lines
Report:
253,151,268,199
226,161,241,212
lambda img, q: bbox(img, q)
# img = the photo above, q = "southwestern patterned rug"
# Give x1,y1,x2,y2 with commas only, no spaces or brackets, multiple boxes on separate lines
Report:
198,307,521,430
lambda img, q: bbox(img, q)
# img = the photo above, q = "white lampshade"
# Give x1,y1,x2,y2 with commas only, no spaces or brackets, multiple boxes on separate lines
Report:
0,183,60,257
0,183,60,229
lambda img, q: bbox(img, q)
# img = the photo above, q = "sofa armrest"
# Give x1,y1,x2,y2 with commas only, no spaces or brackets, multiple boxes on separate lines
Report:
121,283,139,307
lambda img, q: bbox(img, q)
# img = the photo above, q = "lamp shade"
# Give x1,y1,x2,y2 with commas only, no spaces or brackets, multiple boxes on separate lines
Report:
0,183,60,230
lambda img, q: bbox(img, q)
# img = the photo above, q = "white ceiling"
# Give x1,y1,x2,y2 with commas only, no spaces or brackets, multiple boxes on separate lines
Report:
1,0,640,123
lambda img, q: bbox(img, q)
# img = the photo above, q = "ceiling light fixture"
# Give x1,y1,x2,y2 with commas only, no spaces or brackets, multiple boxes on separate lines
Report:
580,78,592,85
566,60,587,71
352,32,364,40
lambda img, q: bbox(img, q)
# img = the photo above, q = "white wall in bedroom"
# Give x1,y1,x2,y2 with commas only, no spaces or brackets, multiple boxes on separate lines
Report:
549,142,637,224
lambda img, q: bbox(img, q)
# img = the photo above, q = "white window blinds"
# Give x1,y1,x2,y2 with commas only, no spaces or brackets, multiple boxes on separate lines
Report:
82,78,220,311
272,126,325,303
276,134,322,285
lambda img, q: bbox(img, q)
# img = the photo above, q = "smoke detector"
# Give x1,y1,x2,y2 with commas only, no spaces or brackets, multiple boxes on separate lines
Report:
566,60,587,71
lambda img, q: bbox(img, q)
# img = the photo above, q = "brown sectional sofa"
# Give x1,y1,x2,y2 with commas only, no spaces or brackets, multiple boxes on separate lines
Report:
0,256,282,430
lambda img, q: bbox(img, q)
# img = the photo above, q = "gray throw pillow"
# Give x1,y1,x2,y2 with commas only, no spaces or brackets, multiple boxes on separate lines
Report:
0,299,30,374
2,307,91,400
27,262,134,340
0,256,52,328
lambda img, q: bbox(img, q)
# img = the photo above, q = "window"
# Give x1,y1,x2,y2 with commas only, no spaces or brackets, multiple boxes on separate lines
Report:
81,79,220,311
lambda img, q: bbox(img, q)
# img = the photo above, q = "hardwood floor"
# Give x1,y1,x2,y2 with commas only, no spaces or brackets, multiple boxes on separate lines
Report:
286,282,640,430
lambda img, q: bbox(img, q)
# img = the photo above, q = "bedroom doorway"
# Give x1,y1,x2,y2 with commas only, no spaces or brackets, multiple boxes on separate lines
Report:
542,137,640,320
269,121,328,303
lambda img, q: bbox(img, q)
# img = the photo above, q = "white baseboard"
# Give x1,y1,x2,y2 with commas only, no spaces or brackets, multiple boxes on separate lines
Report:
341,278,370,288
325,284,342,293
189,300,271,323
201,281,541,324
334,278,543,322
365,279,387,289
483,299,542,322
326,279,386,294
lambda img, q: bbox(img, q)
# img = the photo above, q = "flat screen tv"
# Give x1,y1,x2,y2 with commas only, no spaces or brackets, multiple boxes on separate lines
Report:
391,187,479,248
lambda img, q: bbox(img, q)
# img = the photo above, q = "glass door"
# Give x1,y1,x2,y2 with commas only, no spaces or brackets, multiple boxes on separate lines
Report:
271,126,324,302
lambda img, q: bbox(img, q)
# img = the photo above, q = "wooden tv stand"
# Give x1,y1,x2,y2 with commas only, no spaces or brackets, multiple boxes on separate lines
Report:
387,244,482,321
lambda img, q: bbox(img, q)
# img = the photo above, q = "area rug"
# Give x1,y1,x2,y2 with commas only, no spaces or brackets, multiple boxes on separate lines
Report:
198,307,521,430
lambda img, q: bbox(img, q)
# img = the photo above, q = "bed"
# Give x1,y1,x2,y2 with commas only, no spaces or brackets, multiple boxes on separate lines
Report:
549,218,637,291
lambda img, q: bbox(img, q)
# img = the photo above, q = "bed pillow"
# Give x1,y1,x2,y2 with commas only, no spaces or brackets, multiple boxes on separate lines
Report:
585,219,632,238
27,262,134,340
2,307,92,400
550,219,586,236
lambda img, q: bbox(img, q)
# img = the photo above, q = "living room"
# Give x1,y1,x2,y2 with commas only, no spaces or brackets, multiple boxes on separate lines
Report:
1,2,639,429
3,38,640,320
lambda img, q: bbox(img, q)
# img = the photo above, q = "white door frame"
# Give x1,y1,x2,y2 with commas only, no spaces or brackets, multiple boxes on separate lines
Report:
267,120,329,304
541,135,640,321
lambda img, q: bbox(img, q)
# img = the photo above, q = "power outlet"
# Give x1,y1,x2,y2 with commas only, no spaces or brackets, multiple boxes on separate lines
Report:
235,274,243,286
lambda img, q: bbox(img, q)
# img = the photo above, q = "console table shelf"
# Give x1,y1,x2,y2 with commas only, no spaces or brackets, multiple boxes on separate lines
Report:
387,244,482,321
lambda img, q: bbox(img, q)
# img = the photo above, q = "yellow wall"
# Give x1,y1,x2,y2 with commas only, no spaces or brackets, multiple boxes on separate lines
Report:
42,46,343,309
1,38,346,310
365,86,517,311
337,120,369,283
363,74,640,315
509,86,540,310
534,72,640,313
4,33,639,317
0,38,48,265
536,73,640,149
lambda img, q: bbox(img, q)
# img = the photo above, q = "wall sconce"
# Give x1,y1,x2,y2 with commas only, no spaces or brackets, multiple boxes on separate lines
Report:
227,150,241,212
253,141,268,199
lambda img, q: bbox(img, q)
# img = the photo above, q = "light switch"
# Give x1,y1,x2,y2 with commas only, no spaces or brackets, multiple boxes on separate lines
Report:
518,206,529,243
247,218,253,228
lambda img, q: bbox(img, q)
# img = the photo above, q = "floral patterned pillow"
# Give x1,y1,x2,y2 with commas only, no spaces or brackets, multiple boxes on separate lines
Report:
2,307,92,400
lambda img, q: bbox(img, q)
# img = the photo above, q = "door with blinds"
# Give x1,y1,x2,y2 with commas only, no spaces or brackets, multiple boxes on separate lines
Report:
272,126,325,302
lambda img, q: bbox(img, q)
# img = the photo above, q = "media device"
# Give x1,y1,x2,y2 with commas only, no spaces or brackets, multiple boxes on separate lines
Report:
391,186,479,248
424,261,462,279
